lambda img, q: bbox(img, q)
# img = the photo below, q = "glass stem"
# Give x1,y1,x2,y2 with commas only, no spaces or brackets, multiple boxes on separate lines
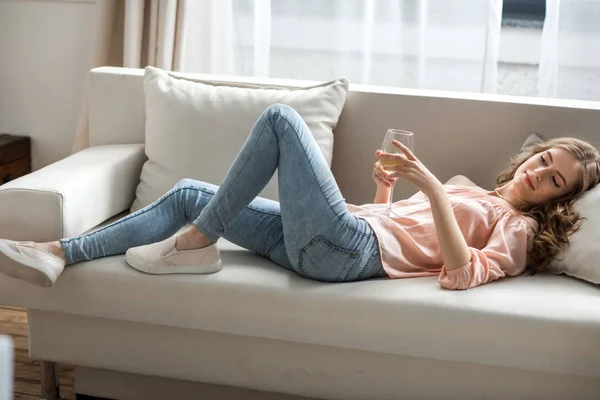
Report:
387,182,395,213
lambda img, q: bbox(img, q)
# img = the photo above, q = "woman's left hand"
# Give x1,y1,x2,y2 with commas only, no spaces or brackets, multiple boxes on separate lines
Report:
376,140,443,197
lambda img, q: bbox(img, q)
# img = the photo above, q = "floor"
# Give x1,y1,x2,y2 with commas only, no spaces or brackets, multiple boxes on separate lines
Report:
0,306,76,400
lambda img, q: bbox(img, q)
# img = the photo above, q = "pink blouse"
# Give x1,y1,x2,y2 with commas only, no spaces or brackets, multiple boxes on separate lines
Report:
346,185,536,290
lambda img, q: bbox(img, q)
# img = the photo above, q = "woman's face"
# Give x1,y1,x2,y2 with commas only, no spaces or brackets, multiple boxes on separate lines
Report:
509,147,582,206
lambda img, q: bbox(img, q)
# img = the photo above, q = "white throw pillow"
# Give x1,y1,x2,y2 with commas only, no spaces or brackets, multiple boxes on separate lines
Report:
521,134,600,284
548,187,600,284
132,67,349,212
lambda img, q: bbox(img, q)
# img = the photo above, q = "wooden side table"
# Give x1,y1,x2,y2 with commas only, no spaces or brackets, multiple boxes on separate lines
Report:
0,134,31,184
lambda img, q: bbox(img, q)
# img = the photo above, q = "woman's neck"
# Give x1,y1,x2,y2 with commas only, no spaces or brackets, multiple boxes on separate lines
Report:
494,184,512,200
493,183,524,210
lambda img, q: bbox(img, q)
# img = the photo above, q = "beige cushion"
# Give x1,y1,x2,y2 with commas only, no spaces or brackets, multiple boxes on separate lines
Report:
131,67,349,212
548,186,600,284
0,236,599,379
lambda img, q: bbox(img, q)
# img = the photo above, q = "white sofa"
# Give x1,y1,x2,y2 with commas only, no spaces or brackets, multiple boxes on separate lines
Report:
1,67,600,400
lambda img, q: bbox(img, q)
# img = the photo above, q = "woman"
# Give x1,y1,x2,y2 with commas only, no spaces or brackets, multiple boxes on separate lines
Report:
1,104,599,290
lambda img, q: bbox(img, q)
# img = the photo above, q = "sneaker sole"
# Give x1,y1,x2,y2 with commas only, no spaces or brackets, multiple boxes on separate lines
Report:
125,250,222,275
0,241,54,287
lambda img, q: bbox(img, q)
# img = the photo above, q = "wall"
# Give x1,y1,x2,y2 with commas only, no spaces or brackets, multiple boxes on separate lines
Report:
0,0,97,170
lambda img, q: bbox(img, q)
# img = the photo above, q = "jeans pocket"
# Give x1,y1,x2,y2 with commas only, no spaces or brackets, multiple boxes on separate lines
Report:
298,235,361,282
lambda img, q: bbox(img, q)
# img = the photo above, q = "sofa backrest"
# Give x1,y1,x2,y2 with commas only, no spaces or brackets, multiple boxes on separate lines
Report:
89,67,600,206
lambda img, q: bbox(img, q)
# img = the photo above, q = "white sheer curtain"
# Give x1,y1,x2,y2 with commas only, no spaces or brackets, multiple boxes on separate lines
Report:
538,0,600,101
181,0,503,94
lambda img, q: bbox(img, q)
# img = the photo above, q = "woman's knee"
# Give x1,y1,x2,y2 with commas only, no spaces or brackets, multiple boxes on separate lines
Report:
264,103,302,126
265,103,295,116
261,104,308,147
172,178,218,193
170,179,218,216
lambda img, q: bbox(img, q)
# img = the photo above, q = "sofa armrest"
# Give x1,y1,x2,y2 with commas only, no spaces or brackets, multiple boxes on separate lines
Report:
0,144,146,241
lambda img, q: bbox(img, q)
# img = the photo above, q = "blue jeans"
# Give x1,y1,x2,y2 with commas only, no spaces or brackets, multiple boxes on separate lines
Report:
61,104,387,282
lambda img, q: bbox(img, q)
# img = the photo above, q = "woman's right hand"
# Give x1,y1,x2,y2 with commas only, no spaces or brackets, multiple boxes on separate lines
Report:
372,157,396,188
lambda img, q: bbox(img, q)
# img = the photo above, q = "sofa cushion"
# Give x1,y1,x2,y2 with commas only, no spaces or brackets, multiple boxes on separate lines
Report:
0,223,599,379
132,67,349,212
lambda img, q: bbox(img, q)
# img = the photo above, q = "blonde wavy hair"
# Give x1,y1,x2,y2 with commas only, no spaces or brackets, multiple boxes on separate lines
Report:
496,138,600,275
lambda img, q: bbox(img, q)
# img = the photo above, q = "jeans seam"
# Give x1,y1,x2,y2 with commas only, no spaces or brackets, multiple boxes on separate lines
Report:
357,248,380,280
338,254,360,282
265,231,285,259
347,224,376,239
356,264,371,281
246,206,281,217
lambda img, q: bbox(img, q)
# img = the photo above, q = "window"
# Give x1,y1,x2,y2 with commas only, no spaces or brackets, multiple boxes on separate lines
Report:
502,0,545,28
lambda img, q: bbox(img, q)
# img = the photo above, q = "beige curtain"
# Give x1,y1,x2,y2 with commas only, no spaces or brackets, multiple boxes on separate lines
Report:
123,0,187,70
72,0,187,153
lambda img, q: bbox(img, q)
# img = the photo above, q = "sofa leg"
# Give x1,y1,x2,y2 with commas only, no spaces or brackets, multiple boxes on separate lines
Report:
40,361,62,400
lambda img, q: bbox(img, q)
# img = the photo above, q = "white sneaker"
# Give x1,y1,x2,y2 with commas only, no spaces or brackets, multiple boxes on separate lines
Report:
0,239,65,287
125,236,222,275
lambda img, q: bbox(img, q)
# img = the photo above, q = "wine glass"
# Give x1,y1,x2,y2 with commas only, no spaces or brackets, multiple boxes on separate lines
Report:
380,129,415,217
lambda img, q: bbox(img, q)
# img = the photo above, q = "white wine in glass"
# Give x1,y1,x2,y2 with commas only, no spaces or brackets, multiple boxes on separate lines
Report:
380,129,415,217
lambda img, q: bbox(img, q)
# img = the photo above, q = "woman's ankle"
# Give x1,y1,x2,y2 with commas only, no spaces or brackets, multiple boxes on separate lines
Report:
38,241,67,263
176,226,214,251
